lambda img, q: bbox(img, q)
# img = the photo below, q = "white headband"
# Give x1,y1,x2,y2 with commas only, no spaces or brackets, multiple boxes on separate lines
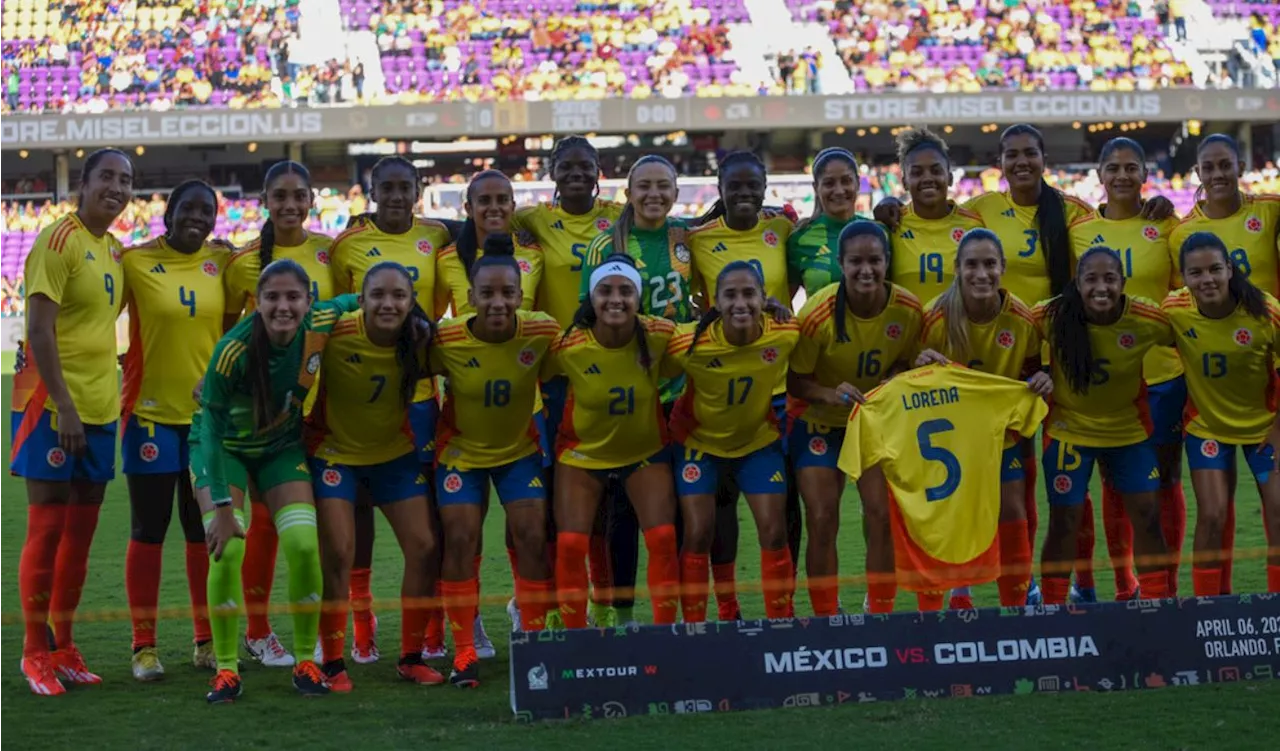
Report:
589,262,642,296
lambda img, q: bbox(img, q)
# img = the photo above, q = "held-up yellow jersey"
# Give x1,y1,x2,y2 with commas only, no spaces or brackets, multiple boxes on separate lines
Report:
223,232,334,315
515,200,624,327
964,191,1093,306
1034,296,1174,447
121,237,229,426
1170,194,1280,297
434,240,543,318
1068,210,1181,386
430,310,560,469
307,310,417,466
1163,289,1280,444
541,316,677,469
663,317,800,457
838,364,1048,591
789,282,923,429
890,203,985,303
13,213,125,425
688,209,795,305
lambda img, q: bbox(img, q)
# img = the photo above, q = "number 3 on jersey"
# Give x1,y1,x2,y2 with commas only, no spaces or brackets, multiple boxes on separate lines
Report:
916,419,961,502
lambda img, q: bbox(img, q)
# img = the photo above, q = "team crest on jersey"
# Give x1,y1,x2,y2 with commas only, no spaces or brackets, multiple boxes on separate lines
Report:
996,329,1015,349
1142,225,1160,241
808,437,828,456
139,442,160,463
518,348,537,367
885,323,903,340
1117,332,1136,349
322,468,343,487
1245,215,1263,234
315,248,331,265
596,217,613,232
201,260,220,277
675,243,691,264
416,239,434,255
46,447,66,468
306,352,322,374
110,246,123,263
1234,328,1253,346
951,227,966,243
518,259,532,273
1052,474,1072,494
1200,440,1221,458
762,229,779,247
443,472,464,493
681,463,702,483
761,347,779,363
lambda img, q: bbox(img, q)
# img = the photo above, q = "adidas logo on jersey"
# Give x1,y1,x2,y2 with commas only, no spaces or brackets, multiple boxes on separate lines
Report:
150,263,166,273
346,354,362,364
551,220,566,230
1148,467,1160,480
1001,209,1016,218
1092,234,1106,245
711,242,729,253
529,477,543,489
770,471,785,483
900,230,915,240
366,247,382,257
465,357,481,368
1183,328,1197,339
86,250,96,260
707,358,723,369
584,363,602,375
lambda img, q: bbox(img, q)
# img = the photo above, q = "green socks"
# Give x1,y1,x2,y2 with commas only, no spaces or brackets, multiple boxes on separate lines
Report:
274,503,322,664
204,509,248,674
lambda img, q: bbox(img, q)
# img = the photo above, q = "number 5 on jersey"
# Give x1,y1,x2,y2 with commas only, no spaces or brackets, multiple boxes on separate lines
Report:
916,419,961,502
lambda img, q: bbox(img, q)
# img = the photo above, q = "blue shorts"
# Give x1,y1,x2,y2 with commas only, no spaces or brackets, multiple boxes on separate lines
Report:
1000,444,1026,483
675,441,786,497
1043,438,1160,507
583,446,672,484
1185,435,1276,484
408,399,439,466
437,451,546,507
788,417,843,471
309,453,426,505
122,416,190,475
770,393,789,455
10,409,116,483
1146,376,1186,447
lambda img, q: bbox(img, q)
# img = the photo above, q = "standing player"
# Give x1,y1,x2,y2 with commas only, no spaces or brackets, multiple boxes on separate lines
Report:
1033,247,1174,604
788,148,862,295
665,261,800,621
120,180,227,680
12,148,132,695
788,221,923,614
1163,232,1280,595
430,242,560,687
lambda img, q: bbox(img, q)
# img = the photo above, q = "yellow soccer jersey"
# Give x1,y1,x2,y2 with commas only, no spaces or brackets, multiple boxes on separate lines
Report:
921,290,1041,379
1034,296,1174,447
330,216,451,307
121,237,230,425
308,311,417,466
223,232,335,315
688,209,795,305
663,317,800,457
1170,194,1280,297
430,310,561,469
1163,289,1280,444
541,315,677,469
890,203,985,303
434,239,543,318
964,191,1093,306
515,200,624,327
14,214,125,425
790,282,924,429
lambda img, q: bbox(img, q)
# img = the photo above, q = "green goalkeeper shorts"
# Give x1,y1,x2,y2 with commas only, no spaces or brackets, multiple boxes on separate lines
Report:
189,434,312,496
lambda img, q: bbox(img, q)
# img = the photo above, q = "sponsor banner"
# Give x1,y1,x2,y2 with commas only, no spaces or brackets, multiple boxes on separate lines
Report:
509,595,1280,722
6,90,1280,150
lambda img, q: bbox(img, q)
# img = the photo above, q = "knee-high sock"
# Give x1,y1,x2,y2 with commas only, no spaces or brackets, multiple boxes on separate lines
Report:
401,589,430,658
1161,484,1187,595
127,541,164,650
679,552,710,623
274,504,322,662
20,505,65,658
555,532,591,629
1101,481,1137,597
442,578,478,665
517,578,553,632
1074,494,1097,591
320,600,348,665
643,525,679,625
760,546,795,619
349,567,373,646
712,562,740,620
185,542,212,643
423,581,445,651
242,501,278,640
205,509,248,673
866,572,897,614
997,520,1032,606
1192,566,1222,597
51,504,101,648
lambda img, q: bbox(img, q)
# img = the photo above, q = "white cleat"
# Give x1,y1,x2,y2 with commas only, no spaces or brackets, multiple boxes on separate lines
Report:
474,614,496,659
244,633,296,668
421,645,448,661
507,597,522,632
352,614,380,665
313,640,324,665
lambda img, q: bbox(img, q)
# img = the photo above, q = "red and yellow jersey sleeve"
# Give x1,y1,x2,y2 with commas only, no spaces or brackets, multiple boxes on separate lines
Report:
921,290,1041,380
688,209,795,306
223,231,336,316
666,317,800,457
14,214,124,424
518,201,625,327
889,203,985,303
430,309,559,468
789,282,923,429
434,240,543,318
838,364,1048,591
1170,194,1280,297
1163,288,1280,444
1035,296,1174,447
121,238,230,425
548,315,676,468
964,191,1092,306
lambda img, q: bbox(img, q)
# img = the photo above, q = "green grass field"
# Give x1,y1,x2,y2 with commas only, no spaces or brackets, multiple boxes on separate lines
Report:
2,364,1278,749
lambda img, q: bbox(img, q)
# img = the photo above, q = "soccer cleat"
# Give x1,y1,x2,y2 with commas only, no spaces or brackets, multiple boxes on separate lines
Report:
206,669,243,704
51,646,102,685
449,654,480,689
292,660,330,697
352,614,379,665
21,655,67,696
1070,585,1098,604
313,641,323,665
397,654,446,685
587,602,617,628
506,597,522,632
948,594,975,611
474,615,496,659
321,659,353,693
544,610,566,631
132,647,165,681
1025,577,1043,606
193,641,217,670
244,633,295,667
421,644,448,661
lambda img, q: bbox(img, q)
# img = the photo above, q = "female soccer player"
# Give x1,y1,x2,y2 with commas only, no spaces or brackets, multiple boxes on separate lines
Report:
310,262,443,692
665,261,800,621
120,180,227,680
788,221,923,615
13,148,132,695
224,160,335,668
1034,246,1174,605
1068,137,1183,601
542,255,680,629
1163,232,1280,595
787,148,862,295
195,259,358,703
917,229,1051,606
430,240,561,687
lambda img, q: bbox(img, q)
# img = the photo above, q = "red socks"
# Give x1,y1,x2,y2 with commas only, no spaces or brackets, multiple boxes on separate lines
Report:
1074,494,1097,591
441,578,478,663
1193,567,1222,597
643,525,679,625
401,592,429,658
866,573,897,614
1268,565,1280,594
1161,484,1187,595
320,602,348,664
1041,576,1071,605
588,534,612,606
126,541,163,650
185,542,212,643
808,572,840,616
916,590,945,612
423,580,445,652
243,501,278,640
349,567,373,646
555,531,591,629
679,552,711,623
997,520,1032,606
1137,570,1170,599
518,578,554,631
51,504,101,648
711,562,740,620
20,504,65,657
1100,483,1137,597
760,546,795,619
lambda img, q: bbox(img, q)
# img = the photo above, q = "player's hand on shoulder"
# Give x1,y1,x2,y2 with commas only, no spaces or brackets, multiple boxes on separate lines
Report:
914,349,949,368
208,237,238,252
1139,195,1175,221
764,296,792,323
873,197,904,230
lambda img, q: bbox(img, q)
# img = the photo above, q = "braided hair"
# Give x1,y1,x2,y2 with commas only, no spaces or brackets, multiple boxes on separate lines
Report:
246,259,311,431
1179,231,1267,319
687,260,764,354
833,221,892,343
258,160,311,269
698,150,766,226
468,232,522,282
1047,246,1123,394
458,170,513,276
612,155,678,257
565,252,653,372
362,260,434,407
549,135,600,205
1000,124,1071,297
162,179,218,245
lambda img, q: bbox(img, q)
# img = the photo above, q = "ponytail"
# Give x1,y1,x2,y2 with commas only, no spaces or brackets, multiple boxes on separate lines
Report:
1178,231,1268,319
611,203,636,258
999,124,1070,296
246,258,312,431
1047,246,1120,394
396,302,434,407
258,218,276,268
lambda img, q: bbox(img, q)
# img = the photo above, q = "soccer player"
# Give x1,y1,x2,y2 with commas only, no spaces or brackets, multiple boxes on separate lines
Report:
1068,137,1183,601
788,221,923,615
1163,232,1280,595
223,160,335,668
13,148,132,695
430,240,560,687
917,228,1050,606
309,262,444,692
542,255,680,629
787,148,863,295
1033,247,1174,605
194,259,357,703
120,180,227,680
664,261,800,621
330,155,455,662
